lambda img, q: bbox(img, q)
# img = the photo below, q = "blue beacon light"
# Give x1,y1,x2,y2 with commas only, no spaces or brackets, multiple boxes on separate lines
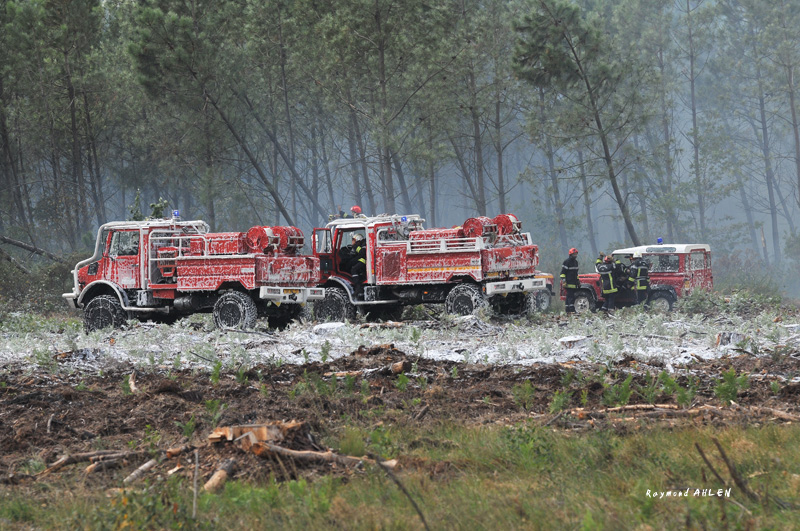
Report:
657,237,663,244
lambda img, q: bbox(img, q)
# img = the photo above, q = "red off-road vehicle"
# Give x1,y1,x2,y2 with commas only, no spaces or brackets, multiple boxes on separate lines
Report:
311,213,548,321
560,244,713,313
64,216,323,331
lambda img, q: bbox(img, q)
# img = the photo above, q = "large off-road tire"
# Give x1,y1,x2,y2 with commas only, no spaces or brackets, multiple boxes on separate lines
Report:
213,291,258,329
647,291,674,313
313,287,357,322
84,295,128,332
573,290,595,314
534,289,552,312
445,284,488,316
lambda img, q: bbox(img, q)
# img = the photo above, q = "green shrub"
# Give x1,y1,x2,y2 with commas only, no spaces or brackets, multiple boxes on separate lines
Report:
602,374,633,407
511,380,536,411
714,369,749,404
549,389,571,413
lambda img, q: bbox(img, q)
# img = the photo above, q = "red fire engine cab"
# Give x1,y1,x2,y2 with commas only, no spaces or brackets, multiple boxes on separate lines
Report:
64,216,323,331
311,213,547,321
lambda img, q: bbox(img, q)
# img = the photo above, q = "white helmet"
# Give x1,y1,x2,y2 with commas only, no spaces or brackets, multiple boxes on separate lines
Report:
352,233,364,242
633,251,642,258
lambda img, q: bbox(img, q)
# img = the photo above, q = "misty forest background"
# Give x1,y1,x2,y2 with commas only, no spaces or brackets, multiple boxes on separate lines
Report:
2,0,800,307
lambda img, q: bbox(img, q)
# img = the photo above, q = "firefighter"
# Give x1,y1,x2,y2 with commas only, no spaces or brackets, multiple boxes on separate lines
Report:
350,205,366,218
349,233,367,296
616,255,631,292
560,248,580,314
596,254,619,312
628,251,650,305
595,252,605,272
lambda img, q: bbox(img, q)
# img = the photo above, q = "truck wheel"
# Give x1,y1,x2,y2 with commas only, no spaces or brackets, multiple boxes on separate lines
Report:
534,289,552,312
573,291,594,314
314,287,356,322
647,291,674,312
84,295,127,332
445,284,488,316
213,291,258,329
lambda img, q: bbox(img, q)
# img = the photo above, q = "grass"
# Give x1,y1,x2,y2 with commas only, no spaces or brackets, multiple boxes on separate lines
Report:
3,423,799,529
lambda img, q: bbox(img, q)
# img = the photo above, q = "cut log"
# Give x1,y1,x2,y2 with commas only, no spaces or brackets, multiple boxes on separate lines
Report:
392,360,411,375
203,459,236,493
128,372,138,394
166,444,193,459
123,459,158,485
86,459,122,474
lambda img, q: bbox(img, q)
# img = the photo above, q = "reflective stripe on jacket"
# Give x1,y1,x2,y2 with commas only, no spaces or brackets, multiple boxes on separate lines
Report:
560,256,580,289
628,259,650,290
355,245,366,264
596,262,618,294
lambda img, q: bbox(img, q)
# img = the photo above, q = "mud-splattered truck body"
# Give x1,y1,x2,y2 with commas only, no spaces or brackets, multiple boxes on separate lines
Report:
64,217,323,331
311,213,547,321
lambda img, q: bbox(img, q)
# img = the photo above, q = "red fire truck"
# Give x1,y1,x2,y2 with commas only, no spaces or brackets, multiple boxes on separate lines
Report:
561,243,713,313
311,213,547,321
64,215,323,331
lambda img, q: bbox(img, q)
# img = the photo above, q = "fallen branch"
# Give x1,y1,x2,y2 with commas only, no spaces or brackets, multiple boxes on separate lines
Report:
123,458,158,485
0,235,64,263
694,442,729,487
712,438,759,502
323,370,363,378
39,449,152,477
370,452,430,531
414,405,430,422
85,459,122,474
604,404,679,412
246,438,396,469
359,321,405,329
731,404,800,422
0,247,30,274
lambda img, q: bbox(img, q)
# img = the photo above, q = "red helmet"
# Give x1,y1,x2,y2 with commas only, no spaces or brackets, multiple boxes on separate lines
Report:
569,247,578,255
351,205,362,214
604,255,613,262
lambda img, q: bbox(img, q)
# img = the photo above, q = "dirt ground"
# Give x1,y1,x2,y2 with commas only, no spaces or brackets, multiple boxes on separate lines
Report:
1,340,799,490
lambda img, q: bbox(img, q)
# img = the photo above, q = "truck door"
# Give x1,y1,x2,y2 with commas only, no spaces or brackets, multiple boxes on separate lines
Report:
108,230,141,289
313,228,333,280
688,250,713,291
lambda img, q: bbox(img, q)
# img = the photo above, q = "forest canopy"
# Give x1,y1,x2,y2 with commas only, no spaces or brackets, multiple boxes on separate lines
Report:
1,0,800,281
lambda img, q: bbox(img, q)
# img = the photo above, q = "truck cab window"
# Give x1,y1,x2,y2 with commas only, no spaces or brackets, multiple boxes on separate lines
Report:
651,254,679,272
316,230,332,253
110,231,139,256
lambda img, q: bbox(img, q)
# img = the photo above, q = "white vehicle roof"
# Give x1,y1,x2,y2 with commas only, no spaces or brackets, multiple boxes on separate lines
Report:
324,214,425,231
99,219,210,233
612,244,711,255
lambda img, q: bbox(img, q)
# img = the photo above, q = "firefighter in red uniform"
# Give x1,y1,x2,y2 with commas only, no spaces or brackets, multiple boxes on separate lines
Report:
560,248,580,313
596,255,619,312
